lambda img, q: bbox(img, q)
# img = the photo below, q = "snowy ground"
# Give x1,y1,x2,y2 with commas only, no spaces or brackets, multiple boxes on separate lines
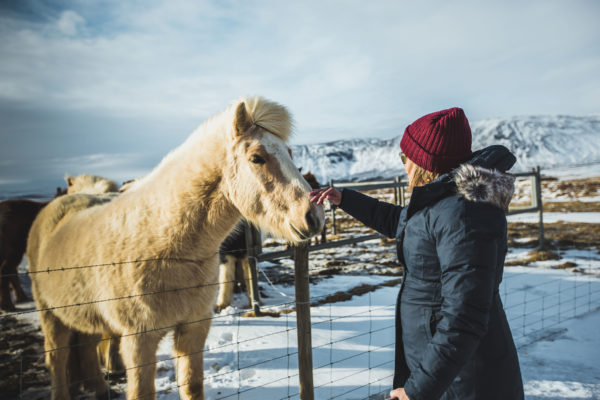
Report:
144,262,600,400
6,167,600,400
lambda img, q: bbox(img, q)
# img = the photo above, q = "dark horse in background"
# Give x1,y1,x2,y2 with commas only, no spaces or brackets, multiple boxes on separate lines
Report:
0,200,47,311
300,170,327,244
0,188,67,311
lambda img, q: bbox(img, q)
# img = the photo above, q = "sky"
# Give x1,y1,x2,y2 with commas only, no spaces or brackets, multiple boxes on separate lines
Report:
1,0,599,194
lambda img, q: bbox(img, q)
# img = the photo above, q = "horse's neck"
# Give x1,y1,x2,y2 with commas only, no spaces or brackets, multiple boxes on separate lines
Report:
122,129,240,258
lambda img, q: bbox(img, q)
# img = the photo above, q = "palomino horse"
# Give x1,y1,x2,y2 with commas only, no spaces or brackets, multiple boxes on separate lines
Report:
0,175,118,312
27,97,324,400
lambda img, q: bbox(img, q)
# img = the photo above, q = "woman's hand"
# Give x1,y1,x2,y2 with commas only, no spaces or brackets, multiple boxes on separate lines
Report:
309,187,342,206
387,387,410,400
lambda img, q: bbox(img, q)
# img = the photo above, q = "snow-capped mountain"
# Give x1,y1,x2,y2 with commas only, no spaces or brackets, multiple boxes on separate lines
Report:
292,115,600,183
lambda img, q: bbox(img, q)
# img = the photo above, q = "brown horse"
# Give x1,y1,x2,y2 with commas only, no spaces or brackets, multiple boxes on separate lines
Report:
0,200,46,311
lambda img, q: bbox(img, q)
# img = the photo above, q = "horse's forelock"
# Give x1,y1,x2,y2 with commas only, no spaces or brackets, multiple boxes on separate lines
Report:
237,97,293,143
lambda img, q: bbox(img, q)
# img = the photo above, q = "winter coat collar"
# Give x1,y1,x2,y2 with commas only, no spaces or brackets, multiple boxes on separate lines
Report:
453,164,516,212
403,145,516,221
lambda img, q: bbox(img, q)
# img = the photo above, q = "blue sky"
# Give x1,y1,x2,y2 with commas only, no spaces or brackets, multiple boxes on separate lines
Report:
1,0,599,194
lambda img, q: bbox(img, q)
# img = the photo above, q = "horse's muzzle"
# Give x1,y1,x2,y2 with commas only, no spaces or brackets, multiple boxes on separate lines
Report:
305,206,324,237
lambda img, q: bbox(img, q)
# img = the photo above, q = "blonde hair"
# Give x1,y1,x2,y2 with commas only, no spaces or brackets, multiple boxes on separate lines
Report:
409,164,440,190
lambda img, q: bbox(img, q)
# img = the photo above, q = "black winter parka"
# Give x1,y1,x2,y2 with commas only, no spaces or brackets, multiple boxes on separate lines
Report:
338,146,524,400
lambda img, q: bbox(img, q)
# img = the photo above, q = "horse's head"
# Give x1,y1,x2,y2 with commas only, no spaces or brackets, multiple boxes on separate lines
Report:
223,98,324,243
65,174,119,194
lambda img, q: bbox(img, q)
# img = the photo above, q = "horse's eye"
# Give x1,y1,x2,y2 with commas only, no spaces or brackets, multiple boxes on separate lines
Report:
250,155,266,165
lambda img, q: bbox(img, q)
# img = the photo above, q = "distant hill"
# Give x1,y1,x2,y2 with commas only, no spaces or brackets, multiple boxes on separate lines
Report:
292,115,600,183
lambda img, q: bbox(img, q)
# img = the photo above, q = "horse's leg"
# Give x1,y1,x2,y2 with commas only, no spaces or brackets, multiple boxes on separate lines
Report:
67,332,83,398
120,331,161,400
0,259,16,311
173,318,212,400
39,309,73,400
98,332,124,376
215,256,236,312
74,332,109,396
241,257,257,308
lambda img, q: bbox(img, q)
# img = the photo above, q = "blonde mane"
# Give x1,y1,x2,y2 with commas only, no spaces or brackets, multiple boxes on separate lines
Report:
128,96,293,192
239,96,293,142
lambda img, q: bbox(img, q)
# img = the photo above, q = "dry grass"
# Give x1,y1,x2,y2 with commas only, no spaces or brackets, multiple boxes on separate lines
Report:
505,249,561,266
509,201,600,212
542,201,600,212
242,310,283,318
542,177,600,198
508,221,600,250
311,278,403,307
553,261,578,270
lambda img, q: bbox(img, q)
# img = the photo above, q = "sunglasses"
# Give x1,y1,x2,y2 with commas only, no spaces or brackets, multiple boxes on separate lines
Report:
399,152,407,164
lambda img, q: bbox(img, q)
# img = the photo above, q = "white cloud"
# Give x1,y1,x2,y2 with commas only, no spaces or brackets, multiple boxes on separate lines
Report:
56,10,86,36
0,0,599,148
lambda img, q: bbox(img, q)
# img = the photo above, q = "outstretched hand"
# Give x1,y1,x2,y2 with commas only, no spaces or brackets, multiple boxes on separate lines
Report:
387,388,410,400
309,187,342,206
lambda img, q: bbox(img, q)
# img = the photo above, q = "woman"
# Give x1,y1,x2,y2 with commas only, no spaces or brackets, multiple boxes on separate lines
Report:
310,108,524,400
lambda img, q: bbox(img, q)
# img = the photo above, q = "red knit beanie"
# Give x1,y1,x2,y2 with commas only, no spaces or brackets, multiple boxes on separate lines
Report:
400,107,472,174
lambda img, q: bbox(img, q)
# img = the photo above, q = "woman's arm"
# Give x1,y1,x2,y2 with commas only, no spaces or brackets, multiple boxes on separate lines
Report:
310,187,403,238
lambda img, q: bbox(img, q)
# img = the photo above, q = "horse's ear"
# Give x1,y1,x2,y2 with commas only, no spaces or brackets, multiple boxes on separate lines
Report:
234,102,253,137
65,174,73,186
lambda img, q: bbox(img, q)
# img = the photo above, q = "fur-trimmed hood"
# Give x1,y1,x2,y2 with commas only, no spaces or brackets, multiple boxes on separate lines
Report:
453,164,515,212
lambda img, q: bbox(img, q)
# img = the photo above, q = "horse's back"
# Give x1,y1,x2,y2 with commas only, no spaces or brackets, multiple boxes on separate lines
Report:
27,193,117,271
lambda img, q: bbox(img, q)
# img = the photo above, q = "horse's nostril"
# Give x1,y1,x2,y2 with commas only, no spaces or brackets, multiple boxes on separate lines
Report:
305,210,320,233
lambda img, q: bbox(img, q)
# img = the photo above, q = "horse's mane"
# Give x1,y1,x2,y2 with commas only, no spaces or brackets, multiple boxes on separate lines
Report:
128,97,293,191
239,96,293,142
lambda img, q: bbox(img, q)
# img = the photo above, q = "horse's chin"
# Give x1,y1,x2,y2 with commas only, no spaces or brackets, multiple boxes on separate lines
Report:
289,222,311,242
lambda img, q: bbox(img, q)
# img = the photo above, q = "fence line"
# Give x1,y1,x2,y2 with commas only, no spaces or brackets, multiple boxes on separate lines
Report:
7,166,600,400
246,166,589,399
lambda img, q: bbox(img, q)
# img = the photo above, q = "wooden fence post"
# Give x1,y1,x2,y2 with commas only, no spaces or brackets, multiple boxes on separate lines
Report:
394,176,400,205
244,222,262,314
534,166,545,249
400,182,406,207
294,241,314,400
330,179,337,236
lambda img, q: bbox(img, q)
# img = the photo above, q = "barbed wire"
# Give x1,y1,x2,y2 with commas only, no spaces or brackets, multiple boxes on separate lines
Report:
5,171,599,399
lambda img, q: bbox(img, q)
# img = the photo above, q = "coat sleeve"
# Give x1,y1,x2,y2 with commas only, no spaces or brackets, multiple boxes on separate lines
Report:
338,188,403,238
403,199,504,400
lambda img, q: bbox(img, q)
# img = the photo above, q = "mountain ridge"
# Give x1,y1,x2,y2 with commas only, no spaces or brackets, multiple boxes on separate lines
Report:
292,114,600,183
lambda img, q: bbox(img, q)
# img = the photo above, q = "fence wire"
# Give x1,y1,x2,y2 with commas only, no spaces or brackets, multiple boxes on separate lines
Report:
4,171,600,400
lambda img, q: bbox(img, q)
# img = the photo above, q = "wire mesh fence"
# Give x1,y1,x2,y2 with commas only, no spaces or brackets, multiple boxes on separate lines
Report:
2,168,599,399
502,262,600,349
